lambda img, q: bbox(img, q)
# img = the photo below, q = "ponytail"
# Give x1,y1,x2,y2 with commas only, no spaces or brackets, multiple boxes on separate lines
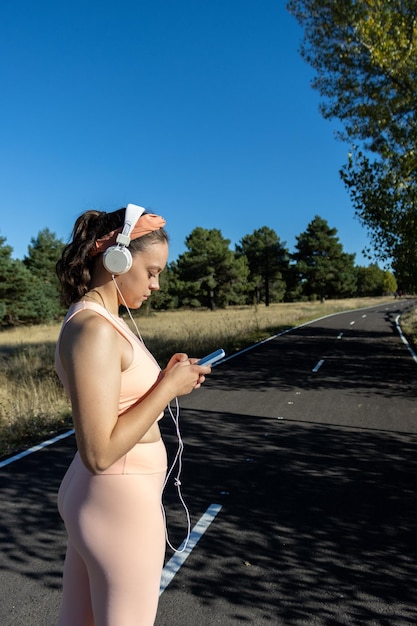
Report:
56,209,125,306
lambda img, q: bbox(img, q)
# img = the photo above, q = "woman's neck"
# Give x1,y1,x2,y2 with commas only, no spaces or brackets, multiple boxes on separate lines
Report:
83,283,119,316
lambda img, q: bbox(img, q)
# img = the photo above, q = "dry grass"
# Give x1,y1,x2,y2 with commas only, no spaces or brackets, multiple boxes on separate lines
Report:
0,297,402,457
0,338,71,456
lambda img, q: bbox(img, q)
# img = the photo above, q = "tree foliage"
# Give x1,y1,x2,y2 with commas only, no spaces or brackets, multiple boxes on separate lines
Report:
0,230,64,325
236,226,289,305
287,0,417,159
292,215,357,300
176,227,249,309
355,263,397,296
24,228,64,279
0,219,392,323
287,0,417,289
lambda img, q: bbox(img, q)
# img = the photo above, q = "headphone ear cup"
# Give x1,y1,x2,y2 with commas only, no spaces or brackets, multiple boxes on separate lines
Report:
103,246,132,274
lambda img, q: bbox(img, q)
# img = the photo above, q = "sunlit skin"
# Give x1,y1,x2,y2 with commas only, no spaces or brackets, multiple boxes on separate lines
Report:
114,241,170,310
58,241,211,473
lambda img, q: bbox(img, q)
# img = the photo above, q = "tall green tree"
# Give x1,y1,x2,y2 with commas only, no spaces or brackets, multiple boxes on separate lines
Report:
0,236,16,323
23,228,65,320
236,226,289,306
176,227,249,309
24,228,64,278
0,236,48,324
287,0,417,287
292,215,357,300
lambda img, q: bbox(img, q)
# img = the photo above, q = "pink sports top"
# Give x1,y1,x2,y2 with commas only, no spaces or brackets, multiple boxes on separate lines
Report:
55,301,164,419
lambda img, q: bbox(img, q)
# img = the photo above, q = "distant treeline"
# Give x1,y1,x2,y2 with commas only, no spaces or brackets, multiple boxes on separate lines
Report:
0,215,397,325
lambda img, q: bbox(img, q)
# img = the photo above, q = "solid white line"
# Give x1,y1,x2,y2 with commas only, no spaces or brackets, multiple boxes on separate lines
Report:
160,503,223,595
312,359,325,373
395,315,417,365
0,429,75,469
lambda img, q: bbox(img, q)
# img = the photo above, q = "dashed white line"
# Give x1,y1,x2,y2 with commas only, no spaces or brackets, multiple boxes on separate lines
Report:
312,359,325,373
160,503,223,595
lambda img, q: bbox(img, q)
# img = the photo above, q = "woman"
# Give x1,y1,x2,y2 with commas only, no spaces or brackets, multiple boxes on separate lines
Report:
55,204,211,626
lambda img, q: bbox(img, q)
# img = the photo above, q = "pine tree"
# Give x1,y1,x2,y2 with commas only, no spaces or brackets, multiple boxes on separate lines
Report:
236,226,289,306
176,227,249,309
23,228,65,321
292,216,356,300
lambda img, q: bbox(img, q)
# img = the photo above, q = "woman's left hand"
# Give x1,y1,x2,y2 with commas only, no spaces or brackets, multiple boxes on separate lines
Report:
163,353,209,389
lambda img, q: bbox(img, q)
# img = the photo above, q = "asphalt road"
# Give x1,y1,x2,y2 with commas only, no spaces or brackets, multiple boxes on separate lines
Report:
1,298,417,625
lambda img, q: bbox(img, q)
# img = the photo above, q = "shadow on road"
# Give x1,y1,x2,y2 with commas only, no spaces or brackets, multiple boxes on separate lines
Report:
0,442,73,596
160,408,417,625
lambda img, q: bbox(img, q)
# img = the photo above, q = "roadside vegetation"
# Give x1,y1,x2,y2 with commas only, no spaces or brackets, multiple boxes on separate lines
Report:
400,307,417,347
0,296,403,458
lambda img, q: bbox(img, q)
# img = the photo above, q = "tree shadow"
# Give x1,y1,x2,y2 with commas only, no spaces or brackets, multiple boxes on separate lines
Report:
0,438,75,624
159,409,417,625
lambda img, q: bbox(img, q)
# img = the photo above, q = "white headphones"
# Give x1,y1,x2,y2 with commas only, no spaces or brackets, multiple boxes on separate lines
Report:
103,204,146,274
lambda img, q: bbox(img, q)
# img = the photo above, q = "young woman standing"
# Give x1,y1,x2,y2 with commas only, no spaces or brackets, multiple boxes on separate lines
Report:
55,204,211,625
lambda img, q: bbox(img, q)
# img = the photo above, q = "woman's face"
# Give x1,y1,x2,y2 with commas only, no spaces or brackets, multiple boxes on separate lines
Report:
115,240,169,309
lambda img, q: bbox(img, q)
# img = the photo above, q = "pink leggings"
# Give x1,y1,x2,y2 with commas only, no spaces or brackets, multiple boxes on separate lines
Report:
57,440,167,626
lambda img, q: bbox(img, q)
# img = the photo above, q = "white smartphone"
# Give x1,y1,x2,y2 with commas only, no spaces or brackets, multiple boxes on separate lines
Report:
197,348,225,366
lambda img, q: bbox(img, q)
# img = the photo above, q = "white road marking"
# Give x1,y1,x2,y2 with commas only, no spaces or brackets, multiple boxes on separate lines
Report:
0,429,75,469
312,359,325,373
160,503,223,595
395,315,417,364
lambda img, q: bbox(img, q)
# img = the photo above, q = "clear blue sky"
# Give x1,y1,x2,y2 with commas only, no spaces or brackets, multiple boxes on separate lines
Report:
1,0,373,266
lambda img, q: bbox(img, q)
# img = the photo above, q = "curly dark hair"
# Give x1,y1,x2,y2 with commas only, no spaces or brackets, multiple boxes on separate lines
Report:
56,207,168,306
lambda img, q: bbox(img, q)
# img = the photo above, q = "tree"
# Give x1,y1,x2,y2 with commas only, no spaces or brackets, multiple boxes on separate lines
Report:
24,228,64,278
287,0,417,287
292,215,357,300
176,227,249,309
0,236,16,323
355,263,395,297
0,236,43,324
383,269,398,295
287,0,417,154
236,226,289,306
0,231,65,325
23,228,65,321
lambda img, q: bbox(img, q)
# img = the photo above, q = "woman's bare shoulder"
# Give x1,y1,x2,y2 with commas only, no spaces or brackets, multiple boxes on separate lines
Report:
61,308,119,352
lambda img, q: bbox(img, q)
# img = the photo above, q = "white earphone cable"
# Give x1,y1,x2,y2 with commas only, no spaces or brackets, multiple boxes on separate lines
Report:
112,275,144,343
161,397,191,553
112,275,191,553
